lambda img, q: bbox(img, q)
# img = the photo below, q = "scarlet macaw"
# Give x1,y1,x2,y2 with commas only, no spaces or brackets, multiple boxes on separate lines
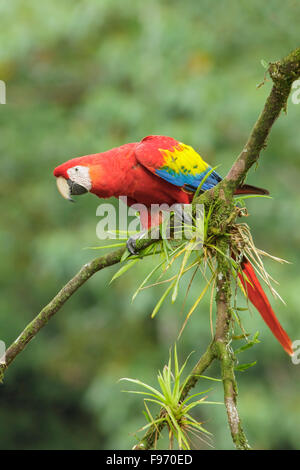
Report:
53,135,293,355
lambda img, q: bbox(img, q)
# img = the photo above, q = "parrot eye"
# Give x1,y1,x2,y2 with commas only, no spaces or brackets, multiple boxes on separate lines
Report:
66,165,92,192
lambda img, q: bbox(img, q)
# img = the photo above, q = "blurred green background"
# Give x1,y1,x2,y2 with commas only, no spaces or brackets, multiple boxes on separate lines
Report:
0,0,299,450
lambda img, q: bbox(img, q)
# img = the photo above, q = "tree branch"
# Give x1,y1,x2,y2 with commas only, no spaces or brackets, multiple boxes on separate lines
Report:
0,239,157,380
224,48,300,192
134,47,300,450
214,237,250,450
1,47,299,449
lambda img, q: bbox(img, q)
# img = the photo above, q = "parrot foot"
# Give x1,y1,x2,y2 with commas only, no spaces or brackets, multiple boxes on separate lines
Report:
126,230,147,255
126,226,160,255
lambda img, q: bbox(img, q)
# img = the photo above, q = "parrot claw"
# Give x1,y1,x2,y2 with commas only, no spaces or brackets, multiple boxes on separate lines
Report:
126,230,147,255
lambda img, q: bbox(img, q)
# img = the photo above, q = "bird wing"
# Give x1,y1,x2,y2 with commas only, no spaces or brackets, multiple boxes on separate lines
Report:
134,135,222,192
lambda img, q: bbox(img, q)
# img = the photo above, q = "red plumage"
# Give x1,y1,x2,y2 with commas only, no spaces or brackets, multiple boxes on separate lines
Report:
53,135,292,355
238,259,293,355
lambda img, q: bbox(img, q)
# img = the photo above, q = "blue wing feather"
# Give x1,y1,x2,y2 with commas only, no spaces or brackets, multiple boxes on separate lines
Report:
155,167,222,192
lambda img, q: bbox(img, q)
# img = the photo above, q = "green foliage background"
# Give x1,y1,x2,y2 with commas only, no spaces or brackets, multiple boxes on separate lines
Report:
0,0,299,449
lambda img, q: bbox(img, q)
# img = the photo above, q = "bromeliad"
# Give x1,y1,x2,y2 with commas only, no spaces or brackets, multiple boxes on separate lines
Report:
53,135,293,355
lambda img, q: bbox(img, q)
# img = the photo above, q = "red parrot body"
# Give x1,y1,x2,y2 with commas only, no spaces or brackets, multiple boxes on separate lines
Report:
53,135,293,355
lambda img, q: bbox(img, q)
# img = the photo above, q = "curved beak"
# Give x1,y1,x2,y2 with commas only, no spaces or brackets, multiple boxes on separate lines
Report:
56,176,88,202
56,176,74,202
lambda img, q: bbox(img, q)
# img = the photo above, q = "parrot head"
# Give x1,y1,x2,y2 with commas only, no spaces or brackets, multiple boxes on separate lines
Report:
53,143,137,201
53,155,102,202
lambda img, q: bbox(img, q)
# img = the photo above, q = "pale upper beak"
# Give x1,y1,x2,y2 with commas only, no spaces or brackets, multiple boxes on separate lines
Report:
56,176,74,202
56,176,88,202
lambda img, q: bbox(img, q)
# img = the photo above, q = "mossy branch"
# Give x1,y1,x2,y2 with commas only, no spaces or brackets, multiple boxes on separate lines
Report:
222,48,300,194
1,48,299,449
134,47,300,450
214,236,250,450
0,239,157,381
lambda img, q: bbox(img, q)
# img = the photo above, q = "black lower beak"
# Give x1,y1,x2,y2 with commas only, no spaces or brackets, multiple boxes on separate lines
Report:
67,179,88,196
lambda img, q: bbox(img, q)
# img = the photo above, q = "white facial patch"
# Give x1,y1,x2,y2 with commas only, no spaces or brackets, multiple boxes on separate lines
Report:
67,165,92,191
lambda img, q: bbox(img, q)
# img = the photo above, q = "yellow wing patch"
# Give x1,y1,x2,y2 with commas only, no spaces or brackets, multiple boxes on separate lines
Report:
158,142,209,176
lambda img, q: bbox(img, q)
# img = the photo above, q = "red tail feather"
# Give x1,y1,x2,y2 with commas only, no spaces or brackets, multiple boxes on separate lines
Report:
238,258,293,356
